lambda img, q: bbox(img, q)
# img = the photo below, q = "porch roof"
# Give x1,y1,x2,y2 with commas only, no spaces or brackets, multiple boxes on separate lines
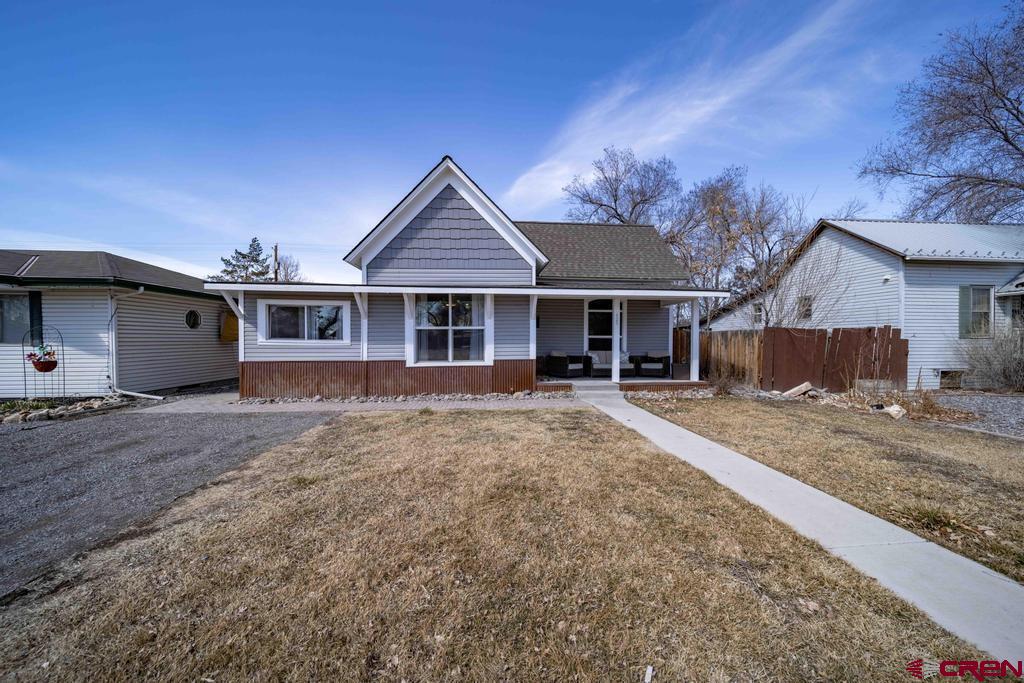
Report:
203,281,729,300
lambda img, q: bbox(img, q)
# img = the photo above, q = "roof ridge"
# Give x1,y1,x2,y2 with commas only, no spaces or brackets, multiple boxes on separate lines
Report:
515,220,656,228
826,217,1024,227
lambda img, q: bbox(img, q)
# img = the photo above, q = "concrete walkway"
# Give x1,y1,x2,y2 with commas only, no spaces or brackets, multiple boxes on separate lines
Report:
573,381,1024,661
136,391,584,414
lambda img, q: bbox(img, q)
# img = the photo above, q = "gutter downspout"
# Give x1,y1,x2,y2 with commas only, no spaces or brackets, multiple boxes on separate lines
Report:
109,286,164,401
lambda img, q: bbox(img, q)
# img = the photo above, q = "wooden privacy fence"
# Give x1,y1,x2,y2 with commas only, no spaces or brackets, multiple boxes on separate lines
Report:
674,325,908,391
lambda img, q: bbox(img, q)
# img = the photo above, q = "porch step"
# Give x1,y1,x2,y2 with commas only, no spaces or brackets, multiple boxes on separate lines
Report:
570,381,621,397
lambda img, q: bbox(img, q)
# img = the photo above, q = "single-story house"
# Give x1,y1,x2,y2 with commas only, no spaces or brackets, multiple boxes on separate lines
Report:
1,250,238,398
710,219,1024,389
206,156,729,398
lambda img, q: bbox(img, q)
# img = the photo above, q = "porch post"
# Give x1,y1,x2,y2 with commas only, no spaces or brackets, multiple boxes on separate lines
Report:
689,298,700,382
612,297,621,383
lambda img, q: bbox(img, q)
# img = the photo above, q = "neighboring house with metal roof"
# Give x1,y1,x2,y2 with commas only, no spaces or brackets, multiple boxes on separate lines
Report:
0,250,237,398
206,156,728,398
710,219,1024,389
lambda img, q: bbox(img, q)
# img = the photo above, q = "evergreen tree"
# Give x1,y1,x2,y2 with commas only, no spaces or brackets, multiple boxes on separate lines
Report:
208,237,272,282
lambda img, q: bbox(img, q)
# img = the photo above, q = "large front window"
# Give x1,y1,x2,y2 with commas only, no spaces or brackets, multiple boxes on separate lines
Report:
258,299,350,344
415,294,484,362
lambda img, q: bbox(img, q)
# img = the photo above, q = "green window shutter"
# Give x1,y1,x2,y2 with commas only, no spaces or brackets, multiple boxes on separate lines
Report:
958,285,971,339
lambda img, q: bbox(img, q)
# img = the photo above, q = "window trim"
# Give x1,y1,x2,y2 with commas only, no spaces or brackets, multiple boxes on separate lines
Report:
796,295,813,321
256,298,351,346
184,309,202,330
966,285,995,339
752,302,764,326
1011,296,1024,331
403,293,494,366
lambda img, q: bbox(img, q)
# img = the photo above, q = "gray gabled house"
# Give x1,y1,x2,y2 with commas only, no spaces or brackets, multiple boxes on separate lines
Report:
1,250,238,398
710,219,1024,389
206,156,728,398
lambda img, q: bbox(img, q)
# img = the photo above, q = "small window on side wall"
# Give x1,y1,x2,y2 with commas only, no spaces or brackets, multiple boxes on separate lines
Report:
1011,297,1023,331
959,285,993,338
797,296,813,321
752,303,764,326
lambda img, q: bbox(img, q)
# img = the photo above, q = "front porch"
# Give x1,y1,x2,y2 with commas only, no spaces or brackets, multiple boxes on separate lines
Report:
535,295,704,384
536,377,708,393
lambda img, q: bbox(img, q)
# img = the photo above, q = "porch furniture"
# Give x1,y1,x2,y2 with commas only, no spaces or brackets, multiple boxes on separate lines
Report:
546,351,588,378
637,352,671,377
588,351,636,378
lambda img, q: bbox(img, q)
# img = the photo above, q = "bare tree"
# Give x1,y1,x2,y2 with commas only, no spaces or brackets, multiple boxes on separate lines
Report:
277,254,306,282
563,147,681,224
860,6,1024,222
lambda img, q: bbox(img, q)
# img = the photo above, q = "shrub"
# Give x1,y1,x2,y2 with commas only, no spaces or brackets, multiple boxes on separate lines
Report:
961,328,1024,391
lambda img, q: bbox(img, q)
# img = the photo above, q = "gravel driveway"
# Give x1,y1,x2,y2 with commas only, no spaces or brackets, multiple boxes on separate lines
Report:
0,411,331,598
935,393,1024,440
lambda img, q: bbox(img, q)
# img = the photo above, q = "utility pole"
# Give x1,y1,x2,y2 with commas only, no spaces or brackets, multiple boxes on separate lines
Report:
273,243,279,282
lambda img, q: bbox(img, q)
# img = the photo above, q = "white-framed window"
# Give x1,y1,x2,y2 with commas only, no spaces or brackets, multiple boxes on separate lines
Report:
256,299,351,345
797,295,813,321
415,294,485,362
1012,296,1023,331
752,302,764,326
968,285,993,338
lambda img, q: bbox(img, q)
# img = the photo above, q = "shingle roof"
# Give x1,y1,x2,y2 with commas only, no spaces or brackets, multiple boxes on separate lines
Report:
0,250,212,297
825,219,1024,261
515,221,689,284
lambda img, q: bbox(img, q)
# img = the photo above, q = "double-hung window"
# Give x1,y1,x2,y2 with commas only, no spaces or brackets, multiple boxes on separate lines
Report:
415,294,485,362
258,300,350,344
959,286,993,339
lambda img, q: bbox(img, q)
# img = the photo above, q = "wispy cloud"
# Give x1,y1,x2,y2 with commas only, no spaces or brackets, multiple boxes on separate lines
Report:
502,0,860,215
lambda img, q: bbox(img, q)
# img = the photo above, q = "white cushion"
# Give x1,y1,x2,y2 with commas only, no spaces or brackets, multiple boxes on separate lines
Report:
641,362,663,369
587,351,601,364
567,363,583,370
593,362,612,369
549,351,567,357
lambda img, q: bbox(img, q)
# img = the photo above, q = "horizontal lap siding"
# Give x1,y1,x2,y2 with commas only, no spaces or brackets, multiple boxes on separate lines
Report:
240,360,535,398
537,298,584,355
116,292,237,392
495,295,530,359
626,300,668,356
713,228,902,331
367,294,405,360
243,293,361,361
1,289,110,398
366,269,532,285
904,261,1022,388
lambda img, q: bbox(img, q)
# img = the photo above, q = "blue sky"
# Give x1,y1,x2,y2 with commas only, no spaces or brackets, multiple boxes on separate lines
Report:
0,0,1005,282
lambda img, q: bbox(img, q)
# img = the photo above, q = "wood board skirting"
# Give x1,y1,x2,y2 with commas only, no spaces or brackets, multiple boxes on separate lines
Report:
239,359,536,398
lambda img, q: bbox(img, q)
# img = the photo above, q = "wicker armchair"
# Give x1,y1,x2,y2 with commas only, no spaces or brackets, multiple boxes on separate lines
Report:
637,352,671,377
546,352,589,378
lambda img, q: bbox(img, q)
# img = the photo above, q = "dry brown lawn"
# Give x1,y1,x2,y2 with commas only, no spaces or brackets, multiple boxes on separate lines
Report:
634,396,1024,585
0,408,979,681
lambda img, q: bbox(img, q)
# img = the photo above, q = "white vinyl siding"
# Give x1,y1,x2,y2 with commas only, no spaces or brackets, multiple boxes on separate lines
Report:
712,227,902,331
905,261,1022,389
1,289,111,398
243,293,361,361
116,291,237,392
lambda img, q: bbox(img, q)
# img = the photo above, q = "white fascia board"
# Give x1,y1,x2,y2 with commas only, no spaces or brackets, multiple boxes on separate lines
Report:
344,158,547,270
204,282,730,299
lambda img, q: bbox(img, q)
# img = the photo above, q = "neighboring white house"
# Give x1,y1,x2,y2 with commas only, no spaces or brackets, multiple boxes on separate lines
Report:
1,250,238,398
710,219,1024,389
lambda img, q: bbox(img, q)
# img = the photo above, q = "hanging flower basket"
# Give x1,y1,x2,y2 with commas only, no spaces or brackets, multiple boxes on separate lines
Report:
32,359,58,372
26,344,58,373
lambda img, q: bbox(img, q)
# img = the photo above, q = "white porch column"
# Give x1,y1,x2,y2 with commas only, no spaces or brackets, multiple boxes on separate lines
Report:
689,298,700,382
612,297,621,383
528,295,537,359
